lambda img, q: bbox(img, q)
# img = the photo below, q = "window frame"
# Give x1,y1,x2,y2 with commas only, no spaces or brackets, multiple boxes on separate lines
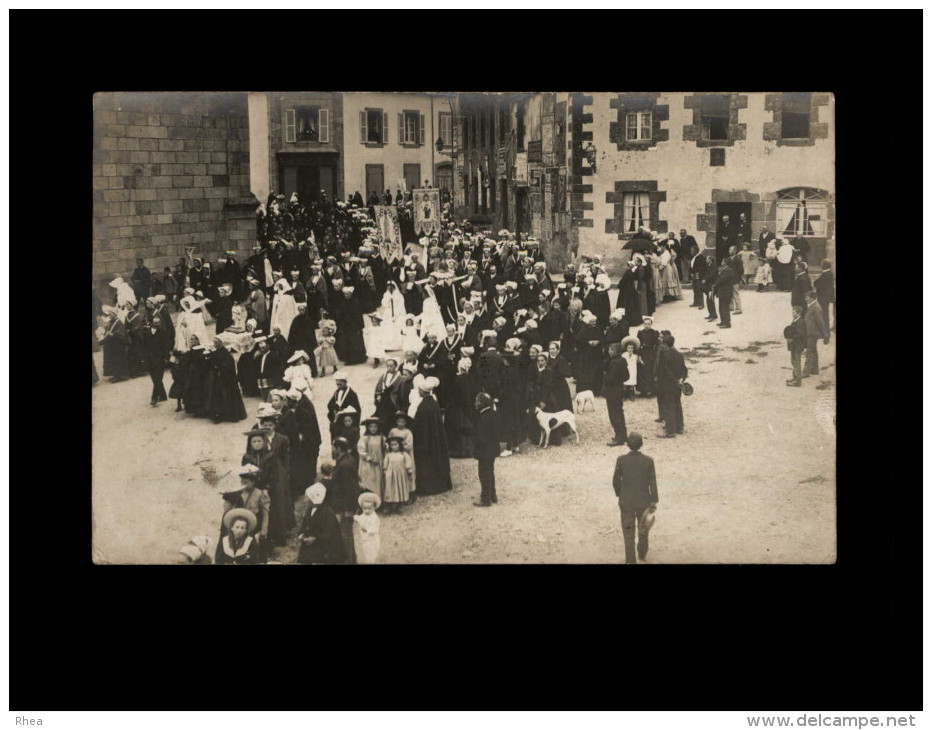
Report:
625,110,652,142
776,188,828,238
438,112,453,150
700,94,731,142
622,191,651,233
780,93,812,140
361,108,387,146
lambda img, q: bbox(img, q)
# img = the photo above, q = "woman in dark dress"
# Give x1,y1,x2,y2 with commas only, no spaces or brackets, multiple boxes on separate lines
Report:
297,483,345,565
181,337,210,416
444,360,477,458
285,390,322,499
237,337,263,398
242,429,294,547
203,338,248,423
412,377,452,495
499,342,526,455
636,317,660,397
335,287,368,364
573,312,605,396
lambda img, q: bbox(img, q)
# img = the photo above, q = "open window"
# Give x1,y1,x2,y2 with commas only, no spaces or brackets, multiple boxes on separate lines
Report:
701,94,730,141
360,109,388,145
284,107,329,144
781,93,811,139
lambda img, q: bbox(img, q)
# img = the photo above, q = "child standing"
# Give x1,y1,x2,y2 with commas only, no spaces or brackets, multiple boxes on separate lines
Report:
738,243,758,286
315,315,339,376
754,257,773,292
382,436,414,513
621,336,639,401
358,417,385,499
354,492,382,564
388,411,416,504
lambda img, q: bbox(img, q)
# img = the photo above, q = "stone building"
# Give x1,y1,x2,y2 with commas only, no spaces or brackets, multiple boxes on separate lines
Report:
92,92,257,300
570,92,835,275
453,92,573,269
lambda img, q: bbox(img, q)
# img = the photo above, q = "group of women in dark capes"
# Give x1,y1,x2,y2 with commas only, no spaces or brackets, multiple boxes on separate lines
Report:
168,336,247,422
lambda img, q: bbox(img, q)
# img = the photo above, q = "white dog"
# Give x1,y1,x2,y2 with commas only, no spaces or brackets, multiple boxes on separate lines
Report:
534,407,580,448
574,389,595,413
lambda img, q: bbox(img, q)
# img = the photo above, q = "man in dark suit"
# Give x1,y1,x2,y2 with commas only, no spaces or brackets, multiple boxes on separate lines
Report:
717,215,734,262
713,261,737,328
803,292,830,378
472,392,502,507
679,229,698,281
758,226,775,258
478,333,506,401
701,254,719,321
612,432,659,564
784,306,808,387
735,212,751,247
603,342,630,447
689,246,707,308
655,334,688,437
814,260,835,332
791,262,813,314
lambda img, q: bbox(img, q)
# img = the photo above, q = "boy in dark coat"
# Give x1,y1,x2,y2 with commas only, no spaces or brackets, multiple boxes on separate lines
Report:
603,342,630,447
784,306,808,386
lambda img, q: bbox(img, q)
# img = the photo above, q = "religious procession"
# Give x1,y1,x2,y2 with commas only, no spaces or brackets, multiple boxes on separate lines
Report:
92,91,836,566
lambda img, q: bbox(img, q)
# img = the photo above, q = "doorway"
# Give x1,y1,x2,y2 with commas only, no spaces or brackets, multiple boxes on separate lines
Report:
366,164,384,202
716,202,751,261
515,188,528,237
403,164,421,195
280,164,336,205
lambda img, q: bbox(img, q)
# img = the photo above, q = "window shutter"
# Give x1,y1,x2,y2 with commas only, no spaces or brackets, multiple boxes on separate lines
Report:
360,111,366,143
419,114,425,146
382,111,389,144
398,113,404,145
319,108,329,144
285,109,296,143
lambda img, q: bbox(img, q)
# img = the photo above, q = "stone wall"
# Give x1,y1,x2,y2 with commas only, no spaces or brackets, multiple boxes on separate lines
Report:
92,92,256,300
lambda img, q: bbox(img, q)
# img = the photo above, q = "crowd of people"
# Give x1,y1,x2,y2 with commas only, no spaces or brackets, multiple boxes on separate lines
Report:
95,190,834,565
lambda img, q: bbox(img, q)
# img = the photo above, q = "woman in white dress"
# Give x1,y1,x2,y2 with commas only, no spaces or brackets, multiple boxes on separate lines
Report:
363,312,388,367
174,295,209,353
380,280,407,352
419,279,448,342
270,277,299,338
658,243,683,300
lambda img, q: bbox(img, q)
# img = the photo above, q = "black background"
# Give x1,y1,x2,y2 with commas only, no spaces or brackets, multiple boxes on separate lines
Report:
10,9,919,709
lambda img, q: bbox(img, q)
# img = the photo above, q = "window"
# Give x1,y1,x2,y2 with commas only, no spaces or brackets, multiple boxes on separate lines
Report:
781,92,811,139
623,192,651,232
398,110,424,145
626,111,652,141
776,188,828,238
438,112,452,149
285,107,329,144
499,104,507,143
701,94,730,141
360,109,388,144
463,115,470,149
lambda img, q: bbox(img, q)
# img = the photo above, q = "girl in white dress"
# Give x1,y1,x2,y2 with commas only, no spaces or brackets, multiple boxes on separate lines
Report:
401,315,423,355
621,336,639,401
353,492,381,564
270,278,299,338
364,312,388,367
283,351,314,395
380,280,407,352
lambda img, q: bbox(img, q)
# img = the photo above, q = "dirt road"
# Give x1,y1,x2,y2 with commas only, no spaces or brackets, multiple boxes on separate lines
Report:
92,288,836,564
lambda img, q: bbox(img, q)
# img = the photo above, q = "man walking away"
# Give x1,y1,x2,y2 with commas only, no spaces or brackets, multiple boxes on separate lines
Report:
603,342,629,447
803,292,829,378
815,260,835,332
472,392,501,507
612,433,659,564
784,306,808,387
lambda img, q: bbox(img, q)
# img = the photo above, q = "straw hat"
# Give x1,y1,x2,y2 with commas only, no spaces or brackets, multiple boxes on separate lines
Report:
621,336,640,352
223,508,257,533
358,491,382,510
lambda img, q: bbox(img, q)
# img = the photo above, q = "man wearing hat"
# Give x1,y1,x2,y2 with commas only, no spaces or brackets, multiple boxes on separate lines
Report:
472,392,501,507
327,373,361,433
603,342,630,447
478,332,506,401
611,433,659,564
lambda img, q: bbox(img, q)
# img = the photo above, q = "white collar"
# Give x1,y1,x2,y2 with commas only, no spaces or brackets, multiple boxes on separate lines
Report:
222,535,253,558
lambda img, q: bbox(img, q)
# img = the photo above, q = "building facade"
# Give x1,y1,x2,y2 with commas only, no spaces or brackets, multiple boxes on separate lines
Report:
339,92,453,204
92,92,257,300
454,92,573,269
569,92,835,274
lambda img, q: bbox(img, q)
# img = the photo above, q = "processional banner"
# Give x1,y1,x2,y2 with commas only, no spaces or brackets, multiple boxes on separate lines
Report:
413,188,441,236
373,205,403,262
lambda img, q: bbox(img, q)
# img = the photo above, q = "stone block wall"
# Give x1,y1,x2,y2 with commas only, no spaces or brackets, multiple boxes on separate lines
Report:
92,92,256,300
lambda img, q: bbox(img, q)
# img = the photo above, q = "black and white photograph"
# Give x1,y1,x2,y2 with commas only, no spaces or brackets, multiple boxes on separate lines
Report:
91,90,837,566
